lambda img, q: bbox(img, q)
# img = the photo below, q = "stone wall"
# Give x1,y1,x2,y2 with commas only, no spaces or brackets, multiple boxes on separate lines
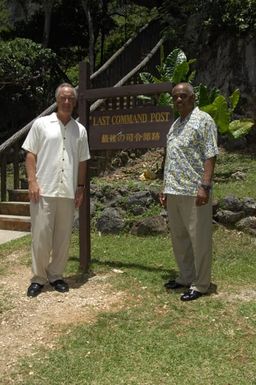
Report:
75,184,256,237
183,15,256,119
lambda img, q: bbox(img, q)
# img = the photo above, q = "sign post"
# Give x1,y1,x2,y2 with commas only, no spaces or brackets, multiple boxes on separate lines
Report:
78,61,173,270
78,62,91,271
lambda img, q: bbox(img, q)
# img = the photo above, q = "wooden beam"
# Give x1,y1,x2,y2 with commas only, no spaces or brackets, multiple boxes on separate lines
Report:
81,81,172,100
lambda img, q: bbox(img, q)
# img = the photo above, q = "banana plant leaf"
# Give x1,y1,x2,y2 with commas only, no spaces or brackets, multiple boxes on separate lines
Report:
198,84,211,107
201,95,230,134
229,89,240,112
139,72,162,84
157,92,172,106
139,72,155,84
228,119,254,139
165,48,187,79
172,61,190,84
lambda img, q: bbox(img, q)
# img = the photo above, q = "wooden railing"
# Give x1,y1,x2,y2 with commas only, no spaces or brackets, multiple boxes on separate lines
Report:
0,19,164,201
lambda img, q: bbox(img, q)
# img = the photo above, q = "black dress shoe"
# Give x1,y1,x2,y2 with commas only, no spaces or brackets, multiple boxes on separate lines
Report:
50,279,69,293
180,289,203,301
27,283,44,297
164,279,186,290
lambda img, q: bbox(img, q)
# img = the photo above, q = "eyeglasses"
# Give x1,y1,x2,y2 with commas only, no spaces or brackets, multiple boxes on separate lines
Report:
58,96,76,102
172,93,190,101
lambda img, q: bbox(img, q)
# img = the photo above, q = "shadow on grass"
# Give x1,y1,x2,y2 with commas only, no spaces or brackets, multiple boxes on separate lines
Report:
91,257,172,274
66,256,219,295
67,255,178,288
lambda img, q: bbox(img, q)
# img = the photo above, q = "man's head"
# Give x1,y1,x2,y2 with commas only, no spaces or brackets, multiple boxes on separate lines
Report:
55,83,77,118
172,82,195,118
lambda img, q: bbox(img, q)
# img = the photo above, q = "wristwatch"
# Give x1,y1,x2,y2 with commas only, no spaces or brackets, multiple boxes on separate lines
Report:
200,183,212,192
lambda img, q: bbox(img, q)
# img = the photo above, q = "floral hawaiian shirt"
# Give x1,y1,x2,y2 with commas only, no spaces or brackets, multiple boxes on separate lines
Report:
163,107,219,196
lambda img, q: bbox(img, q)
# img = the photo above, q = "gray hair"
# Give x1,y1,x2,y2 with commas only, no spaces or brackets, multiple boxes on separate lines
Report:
172,82,194,95
55,83,77,100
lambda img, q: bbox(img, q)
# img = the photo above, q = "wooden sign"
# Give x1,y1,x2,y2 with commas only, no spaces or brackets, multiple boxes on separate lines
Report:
89,106,172,149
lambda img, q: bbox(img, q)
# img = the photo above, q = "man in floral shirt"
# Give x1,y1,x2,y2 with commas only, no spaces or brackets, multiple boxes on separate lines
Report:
160,82,218,301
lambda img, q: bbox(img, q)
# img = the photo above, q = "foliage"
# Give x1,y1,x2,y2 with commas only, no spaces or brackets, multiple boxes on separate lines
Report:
139,48,196,107
0,0,255,142
200,0,256,34
94,1,158,67
65,64,80,86
199,87,254,138
0,0,11,34
1,1,157,71
0,38,61,138
139,48,254,139
159,0,256,35
0,38,58,91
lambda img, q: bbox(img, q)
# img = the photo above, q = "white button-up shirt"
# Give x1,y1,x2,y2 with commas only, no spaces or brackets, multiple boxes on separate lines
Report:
22,113,90,199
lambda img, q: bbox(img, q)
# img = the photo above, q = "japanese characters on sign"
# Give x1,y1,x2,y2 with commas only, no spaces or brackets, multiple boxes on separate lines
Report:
89,107,172,149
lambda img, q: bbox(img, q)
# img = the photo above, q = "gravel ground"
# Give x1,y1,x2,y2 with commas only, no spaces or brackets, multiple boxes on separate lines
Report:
0,251,126,384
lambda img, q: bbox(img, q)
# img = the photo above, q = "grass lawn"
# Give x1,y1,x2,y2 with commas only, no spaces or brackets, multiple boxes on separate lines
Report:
2,148,256,385
6,227,256,385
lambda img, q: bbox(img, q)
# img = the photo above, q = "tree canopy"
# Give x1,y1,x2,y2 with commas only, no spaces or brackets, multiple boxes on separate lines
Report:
0,38,60,139
0,0,255,141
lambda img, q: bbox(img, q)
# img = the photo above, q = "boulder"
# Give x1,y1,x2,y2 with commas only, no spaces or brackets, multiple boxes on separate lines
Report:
219,195,243,212
241,197,256,216
214,209,244,225
96,207,125,234
235,216,256,231
130,215,168,236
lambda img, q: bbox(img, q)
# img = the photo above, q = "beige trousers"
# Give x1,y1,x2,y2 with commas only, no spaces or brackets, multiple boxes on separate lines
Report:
166,194,212,293
30,196,75,285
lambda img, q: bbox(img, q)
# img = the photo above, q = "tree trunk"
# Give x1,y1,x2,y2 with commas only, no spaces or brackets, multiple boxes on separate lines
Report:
42,0,54,47
81,0,95,73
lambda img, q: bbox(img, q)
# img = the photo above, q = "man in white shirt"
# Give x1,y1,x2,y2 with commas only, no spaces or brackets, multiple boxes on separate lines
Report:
22,83,90,297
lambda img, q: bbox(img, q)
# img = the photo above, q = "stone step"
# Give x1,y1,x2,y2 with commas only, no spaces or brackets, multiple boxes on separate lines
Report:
8,189,29,202
0,201,30,216
0,215,31,232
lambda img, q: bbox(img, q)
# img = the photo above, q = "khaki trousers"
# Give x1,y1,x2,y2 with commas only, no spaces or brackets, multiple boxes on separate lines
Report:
30,196,75,285
166,194,212,293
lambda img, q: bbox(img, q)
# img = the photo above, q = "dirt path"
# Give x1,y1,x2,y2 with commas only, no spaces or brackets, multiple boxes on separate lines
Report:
0,251,126,384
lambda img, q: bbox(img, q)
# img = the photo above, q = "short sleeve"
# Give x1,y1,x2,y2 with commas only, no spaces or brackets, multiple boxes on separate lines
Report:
22,120,41,155
203,117,219,160
78,125,90,162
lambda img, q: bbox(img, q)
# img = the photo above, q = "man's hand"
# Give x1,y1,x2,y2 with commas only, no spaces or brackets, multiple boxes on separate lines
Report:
196,187,209,206
28,180,40,203
159,192,167,208
75,186,84,208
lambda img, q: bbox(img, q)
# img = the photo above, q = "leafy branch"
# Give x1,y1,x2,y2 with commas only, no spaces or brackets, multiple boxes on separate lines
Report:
139,48,254,139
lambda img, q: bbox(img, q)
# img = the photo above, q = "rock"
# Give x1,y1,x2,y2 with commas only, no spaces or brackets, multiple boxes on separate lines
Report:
241,197,256,216
130,215,168,236
231,171,246,180
235,216,256,232
126,191,154,208
89,185,256,237
212,200,219,216
129,205,146,215
96,208,125,234
214,209,244,225
219,195,243,212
